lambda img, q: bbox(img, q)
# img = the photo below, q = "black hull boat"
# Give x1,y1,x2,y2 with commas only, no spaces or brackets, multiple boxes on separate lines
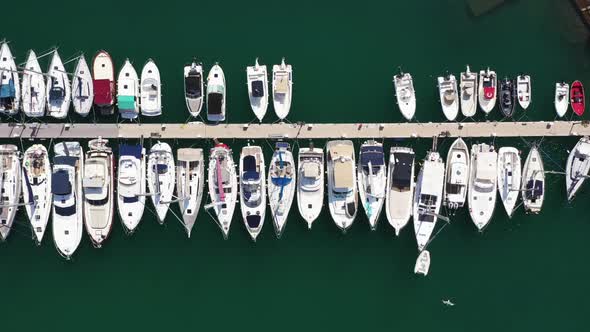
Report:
499,78,515,117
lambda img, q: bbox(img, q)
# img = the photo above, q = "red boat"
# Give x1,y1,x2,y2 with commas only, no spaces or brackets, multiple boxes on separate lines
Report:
92,50,116,115
570,80,585,116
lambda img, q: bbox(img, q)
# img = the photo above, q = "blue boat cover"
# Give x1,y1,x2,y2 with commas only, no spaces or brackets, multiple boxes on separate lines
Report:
271,177,292,186
120,144,142,159
243,155,259,181
53,156,78,167
246,215,261,228
156,164,168,174
52,170,72,195
392,152,413,189
360,146,384,167
55,205,76,217
276,142,290,150
525,180,543,200
22,167,34,203
123,196,139,203
0,79,15,98
251,80,264,98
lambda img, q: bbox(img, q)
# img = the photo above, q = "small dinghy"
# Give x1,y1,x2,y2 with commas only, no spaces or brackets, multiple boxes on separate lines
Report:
117,59,140,120
52,142,84,259
327,140,357,233
499,78,515,117
521,146,544,214
72,55,93,117
468,143,497,231
268,142,296,237
140,59,161,116
565,136,590,201
21,50,46,117
555,82,569,118
517,74,531,110
239,145,266,241
297,144,324,229
147,142,175,223
206,142,237,239
478,68,497,114
460,66,477,117
0,42,20,115
207,64,226,122
443,138,469,211
184,61,204,117
414,250,431,276
22,144,52,245
497,147,521,217
393,70,416,120
357,140,386,230
46,50,71,119
177,148,204,238
117,144,146,234
92,50,115,115
437,73,459,121
247,58,269,122
385,147,415,236
83,138,114,247
570,80,585,116
272,58,292,120
0,145,21,242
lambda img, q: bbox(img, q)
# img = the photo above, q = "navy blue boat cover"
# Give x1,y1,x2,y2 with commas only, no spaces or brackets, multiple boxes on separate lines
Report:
360,146,384,167
53,156,78,167
243,155,260,181
246,215,261,228
51,170,72,195
276,142,290,150
120,144,142,159
251,80,264,98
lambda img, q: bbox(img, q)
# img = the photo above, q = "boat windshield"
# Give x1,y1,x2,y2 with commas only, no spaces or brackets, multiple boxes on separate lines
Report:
55,204,76,217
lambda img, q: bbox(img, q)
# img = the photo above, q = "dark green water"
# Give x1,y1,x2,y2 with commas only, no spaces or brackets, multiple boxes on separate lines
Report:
2,0,590,331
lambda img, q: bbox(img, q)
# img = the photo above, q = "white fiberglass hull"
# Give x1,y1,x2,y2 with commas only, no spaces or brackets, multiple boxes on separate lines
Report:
357,141,386,230
207,145,238,238
478,69,497,114
177,148,204,238
72,55,94,117
46,51,71,119
247,61,269,122
184,63,204,117
385,147,415,236
521,147,544,214
268,144,296,237
0,145,22,241
117,145,146,234
0,43,20,115
22,144,52,244
272,59,292,120
141,59,162,116
413,151,445,251
566,136,590,201
460,68,477,117
21,50,46,117
207,65,226,122
497,147,521,217
468,143,497,231
147,142,175,223
394,73,416,120
517,75,531,110
438,75,459,121
297,147,324,229
555,82,569,118
443,137,469,210
327,140,357,232
117,59,140,119
240,146,266,241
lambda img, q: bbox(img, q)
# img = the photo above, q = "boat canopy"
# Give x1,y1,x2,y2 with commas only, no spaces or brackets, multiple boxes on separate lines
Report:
118,95,135,110
251,80,264,97
120,144,142,159
275,73,289,94
49,85,65,100
207,93,223,114
392,153,413,189
0,79,15,98
360,146,384,168
185,71,202,98
156,163,168,174
242,155,260,181
525,180,543,201
51,170,72,195
93,79,113,104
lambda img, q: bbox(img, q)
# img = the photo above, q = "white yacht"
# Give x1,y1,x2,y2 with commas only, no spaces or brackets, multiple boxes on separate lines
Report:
117,59,140,120
71,55,93,117
0,42,20,115
207,64,226,122
566,136,590,201
297,144,324,229
83,138,114,247
92,50,115,115
52,142,84,259
0,145,21,242
478,68,497,114
177,148,204,238
385,147,415,236
206,142,237,239
268,142,296,237
117,143,146,234
327,140,357,232
140,59,162,116
437,74,459,121
239,145,266,241
247,58,268,122
555,82,569,118
497,147,521,217
357,140,386,230
393,70,416,120
460,66,477,117
443,138,469,211
22,144,52,245
184,61,204,117
46,50,71,119
517,74,531,110
21,50,46,117
147,142,175,223
521,146,544,214
272,58,292,120
468,143,497,231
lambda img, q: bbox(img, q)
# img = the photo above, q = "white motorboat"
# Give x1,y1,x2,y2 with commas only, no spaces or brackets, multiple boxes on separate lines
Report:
177,148,204,238
0,145,21,242
247,58,268,122
206,142,237,239
22,144,52,245
92,50,115,115
207,64,226,122
478,68,497,114
117,59,140,120
46,50,71,119
184,61,204,117
521,146,544,214
239,145,266,241
437,74,459,121
468,143,497,231
413,150,445,252
357,140,386,230
140,59,161,116
0,42,20,115
414,250,431,276
497,147,521,217
52,142,84,259
566,136,590,201
71,55,93,117
555,82,569,118
147,142,175,223
460,66,477,117
117,143,146,234
268,142,296,237
443,138,469,211
327,140,357,232
517,74,531,110
21,50,46,117
272,58,292,120
385,147,415,236
393,70,416,120
297,144,324,229
83,138,114,247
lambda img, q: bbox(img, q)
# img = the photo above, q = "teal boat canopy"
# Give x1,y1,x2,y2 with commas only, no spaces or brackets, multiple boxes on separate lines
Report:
117,95,135,110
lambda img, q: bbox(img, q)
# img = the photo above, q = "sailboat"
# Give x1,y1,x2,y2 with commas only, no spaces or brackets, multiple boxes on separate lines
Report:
516,74,531,110
22,144,52,245
71,55,93,117
207,142,237,239
357,140,386,230
437,73,459,121
21,50,46,117
565,136,590,201
570,80,585,116
184,61,204,117
468,143,497,231
443,138,469,211
207,64,226,122
0,145,21,242
92,50,115,115
555,82,569,118
460,66,477,117
478,68,497,114
297,144,324,229
147,142,175,223
177,148,204,238
239,145,266,241
117,59,140,120
46,50,71,119
497,147,521,217
83,138,114,247
52,142,84,259
140,59,161,116
393,70,416,120
117,143,146,234
499,78,515,118
247,58,269,122
385,147,415,236
268,142,296,237
521,146,544,214
0,42,20,115
327,140,357,232
272,58,292,120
